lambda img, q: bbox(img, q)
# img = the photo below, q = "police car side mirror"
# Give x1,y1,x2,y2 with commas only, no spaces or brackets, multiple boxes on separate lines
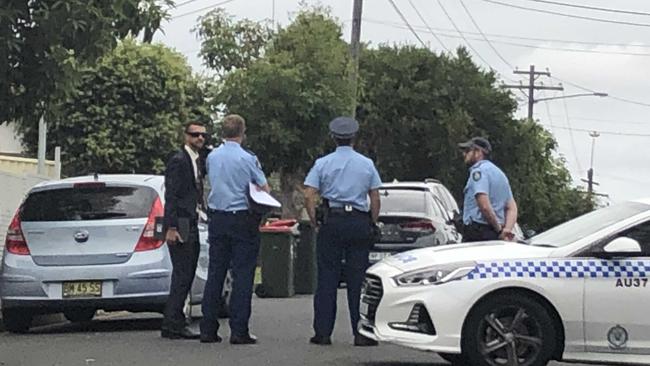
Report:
599,237,642,258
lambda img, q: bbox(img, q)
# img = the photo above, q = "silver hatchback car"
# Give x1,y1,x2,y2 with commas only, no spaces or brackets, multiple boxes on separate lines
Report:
0,174,229,333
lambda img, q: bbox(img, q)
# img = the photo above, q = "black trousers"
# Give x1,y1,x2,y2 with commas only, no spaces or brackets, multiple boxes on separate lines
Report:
462,222,499,243
162,223,200,330
313,214,371,338
200,211,260,337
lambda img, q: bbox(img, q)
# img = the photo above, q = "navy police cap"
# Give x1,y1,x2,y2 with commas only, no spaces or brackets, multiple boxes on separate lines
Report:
458,137,492,154
329,117,359,139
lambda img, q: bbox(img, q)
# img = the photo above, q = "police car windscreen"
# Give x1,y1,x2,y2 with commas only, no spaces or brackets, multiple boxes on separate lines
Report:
379,189,426,214
529,201,649,247
21,186,157,221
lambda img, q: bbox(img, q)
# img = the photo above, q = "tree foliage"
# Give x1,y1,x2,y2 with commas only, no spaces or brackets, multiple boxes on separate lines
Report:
0,0,172,128
357,46,593,231
22,39,210,176
197,7,353,216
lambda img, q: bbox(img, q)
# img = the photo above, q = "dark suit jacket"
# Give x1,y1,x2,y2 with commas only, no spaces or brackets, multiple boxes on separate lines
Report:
164,147,205,229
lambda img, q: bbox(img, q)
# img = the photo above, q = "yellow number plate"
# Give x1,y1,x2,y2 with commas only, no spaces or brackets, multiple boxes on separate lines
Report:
62,281,102,298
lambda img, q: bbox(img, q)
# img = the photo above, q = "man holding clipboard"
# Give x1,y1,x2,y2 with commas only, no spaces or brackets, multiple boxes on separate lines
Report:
200,114,271,345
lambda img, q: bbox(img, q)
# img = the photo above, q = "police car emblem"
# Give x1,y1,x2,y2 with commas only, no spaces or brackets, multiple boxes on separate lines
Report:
607,325,628,349
472,171,482,181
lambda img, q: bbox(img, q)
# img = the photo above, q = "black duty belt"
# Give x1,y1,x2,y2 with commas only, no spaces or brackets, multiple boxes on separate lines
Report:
328,207,369,217
208,209,249,216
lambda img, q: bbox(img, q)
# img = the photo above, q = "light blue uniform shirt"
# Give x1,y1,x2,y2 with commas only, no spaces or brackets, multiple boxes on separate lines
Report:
463,160,513,225
206,141,268,211
304,146,382,212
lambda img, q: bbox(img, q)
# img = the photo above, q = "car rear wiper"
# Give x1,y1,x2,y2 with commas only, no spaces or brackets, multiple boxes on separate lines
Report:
528,243,556,248
81,212,128,219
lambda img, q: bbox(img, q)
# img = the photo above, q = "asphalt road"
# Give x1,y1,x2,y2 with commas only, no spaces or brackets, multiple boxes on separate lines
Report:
0,292,592,366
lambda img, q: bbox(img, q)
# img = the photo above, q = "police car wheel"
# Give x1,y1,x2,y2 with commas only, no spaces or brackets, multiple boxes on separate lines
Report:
462,294,555,366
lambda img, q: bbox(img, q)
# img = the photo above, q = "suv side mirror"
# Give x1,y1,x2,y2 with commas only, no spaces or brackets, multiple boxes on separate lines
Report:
598,237,642,258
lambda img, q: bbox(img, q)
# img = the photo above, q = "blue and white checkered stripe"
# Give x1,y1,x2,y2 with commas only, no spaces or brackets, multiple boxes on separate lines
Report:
466,259,650,280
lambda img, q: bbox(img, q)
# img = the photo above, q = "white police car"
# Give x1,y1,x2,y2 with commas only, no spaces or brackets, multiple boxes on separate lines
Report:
359,199,650,366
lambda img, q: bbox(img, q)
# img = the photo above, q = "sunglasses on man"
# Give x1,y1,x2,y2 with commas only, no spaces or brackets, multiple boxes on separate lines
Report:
186,131,208,138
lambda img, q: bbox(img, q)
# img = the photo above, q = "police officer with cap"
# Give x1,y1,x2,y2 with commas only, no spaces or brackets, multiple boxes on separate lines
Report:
459,137,518,242
304,116,382,347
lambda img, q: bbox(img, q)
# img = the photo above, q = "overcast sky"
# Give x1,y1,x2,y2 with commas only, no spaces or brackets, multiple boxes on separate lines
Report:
154,0,650,203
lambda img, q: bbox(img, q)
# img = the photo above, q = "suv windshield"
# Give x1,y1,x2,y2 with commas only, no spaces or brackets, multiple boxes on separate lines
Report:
22,185,157,221
529,201,650,247
379,189,427,214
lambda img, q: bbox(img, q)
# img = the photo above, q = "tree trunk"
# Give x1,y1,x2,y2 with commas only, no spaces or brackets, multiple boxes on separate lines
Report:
279,171,304,219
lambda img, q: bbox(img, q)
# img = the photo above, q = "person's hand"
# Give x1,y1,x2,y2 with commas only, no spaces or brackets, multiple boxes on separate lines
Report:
499,228,515,242
165,228,183,245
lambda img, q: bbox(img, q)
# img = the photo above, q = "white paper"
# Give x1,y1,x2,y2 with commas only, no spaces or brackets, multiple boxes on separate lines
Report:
249,183,282,207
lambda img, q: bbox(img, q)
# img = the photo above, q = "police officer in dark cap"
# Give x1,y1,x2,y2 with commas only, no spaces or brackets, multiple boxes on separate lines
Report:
459,137,518,242
304,116,382,347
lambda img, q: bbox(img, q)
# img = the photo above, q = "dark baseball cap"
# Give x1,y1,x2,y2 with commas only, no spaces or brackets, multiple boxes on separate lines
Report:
458,137,492,154
329,117,359,139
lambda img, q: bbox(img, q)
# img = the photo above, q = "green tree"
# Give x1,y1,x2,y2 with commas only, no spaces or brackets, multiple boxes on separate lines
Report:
357,46,593,231
197,7,353,216
25,39,210,176
0,0,172,130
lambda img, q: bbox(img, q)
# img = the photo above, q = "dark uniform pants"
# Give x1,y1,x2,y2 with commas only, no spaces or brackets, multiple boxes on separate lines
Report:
313,214,371,338
200,211,260,337
462,222,500,243
163,222,200,331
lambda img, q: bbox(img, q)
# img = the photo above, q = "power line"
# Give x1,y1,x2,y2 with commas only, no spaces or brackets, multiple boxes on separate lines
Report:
170,0,236,20
552,76,650,108
173,0,201,8
540,124,650,137
387,0,428,48
364,18,650,49
436,0,493,68
515,0,650,17
363,19,650,57
483,0,650,28
560,90,583,173
459,0,513,69
407,0,450,52
536,114,650,126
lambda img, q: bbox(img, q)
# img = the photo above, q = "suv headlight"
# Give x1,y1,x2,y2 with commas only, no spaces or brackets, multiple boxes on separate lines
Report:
393,262,477,286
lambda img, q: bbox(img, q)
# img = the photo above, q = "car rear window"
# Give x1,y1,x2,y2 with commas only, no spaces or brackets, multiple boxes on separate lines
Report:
380,189,427,213
21,185,157,221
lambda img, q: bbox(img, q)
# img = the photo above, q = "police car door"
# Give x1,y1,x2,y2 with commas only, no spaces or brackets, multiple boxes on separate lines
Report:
583,220,650,355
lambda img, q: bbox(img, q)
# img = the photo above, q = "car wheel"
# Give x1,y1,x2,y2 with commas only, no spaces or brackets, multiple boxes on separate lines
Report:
2,308,33,333
218,270,232,318
438,352,466,365
63,308,96,323
462,294,555,366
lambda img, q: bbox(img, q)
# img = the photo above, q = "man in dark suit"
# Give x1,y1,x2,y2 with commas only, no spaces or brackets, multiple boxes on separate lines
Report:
161,121,208,339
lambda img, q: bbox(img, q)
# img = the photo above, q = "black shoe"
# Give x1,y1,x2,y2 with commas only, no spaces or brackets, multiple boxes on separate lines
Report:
200,333,223,343
309,335,332,345
161,326,200,340
230,334,257,345
354,334,378,347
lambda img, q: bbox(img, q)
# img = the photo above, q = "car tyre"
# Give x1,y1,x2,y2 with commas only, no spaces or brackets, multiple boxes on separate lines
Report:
63,308,96,323
462,293,555,366
2,308,33,333
437,352,466,365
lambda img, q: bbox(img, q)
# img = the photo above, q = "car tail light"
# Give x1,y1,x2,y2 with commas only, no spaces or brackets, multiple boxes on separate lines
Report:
5,208,30,255
135,197,164,252
399,220,436,233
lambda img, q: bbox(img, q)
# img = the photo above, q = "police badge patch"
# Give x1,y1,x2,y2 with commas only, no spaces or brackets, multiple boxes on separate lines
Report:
472,171,482,181
607,325,628,349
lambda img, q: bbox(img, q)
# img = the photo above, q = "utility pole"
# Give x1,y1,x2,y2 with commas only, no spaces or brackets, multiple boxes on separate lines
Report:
350,0,363,117
503,65,564,120
37,114,47,176
584,131,601,195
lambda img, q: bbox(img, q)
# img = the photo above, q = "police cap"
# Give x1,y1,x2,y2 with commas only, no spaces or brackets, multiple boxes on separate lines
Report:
329,117,359,139
458,137,492,154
